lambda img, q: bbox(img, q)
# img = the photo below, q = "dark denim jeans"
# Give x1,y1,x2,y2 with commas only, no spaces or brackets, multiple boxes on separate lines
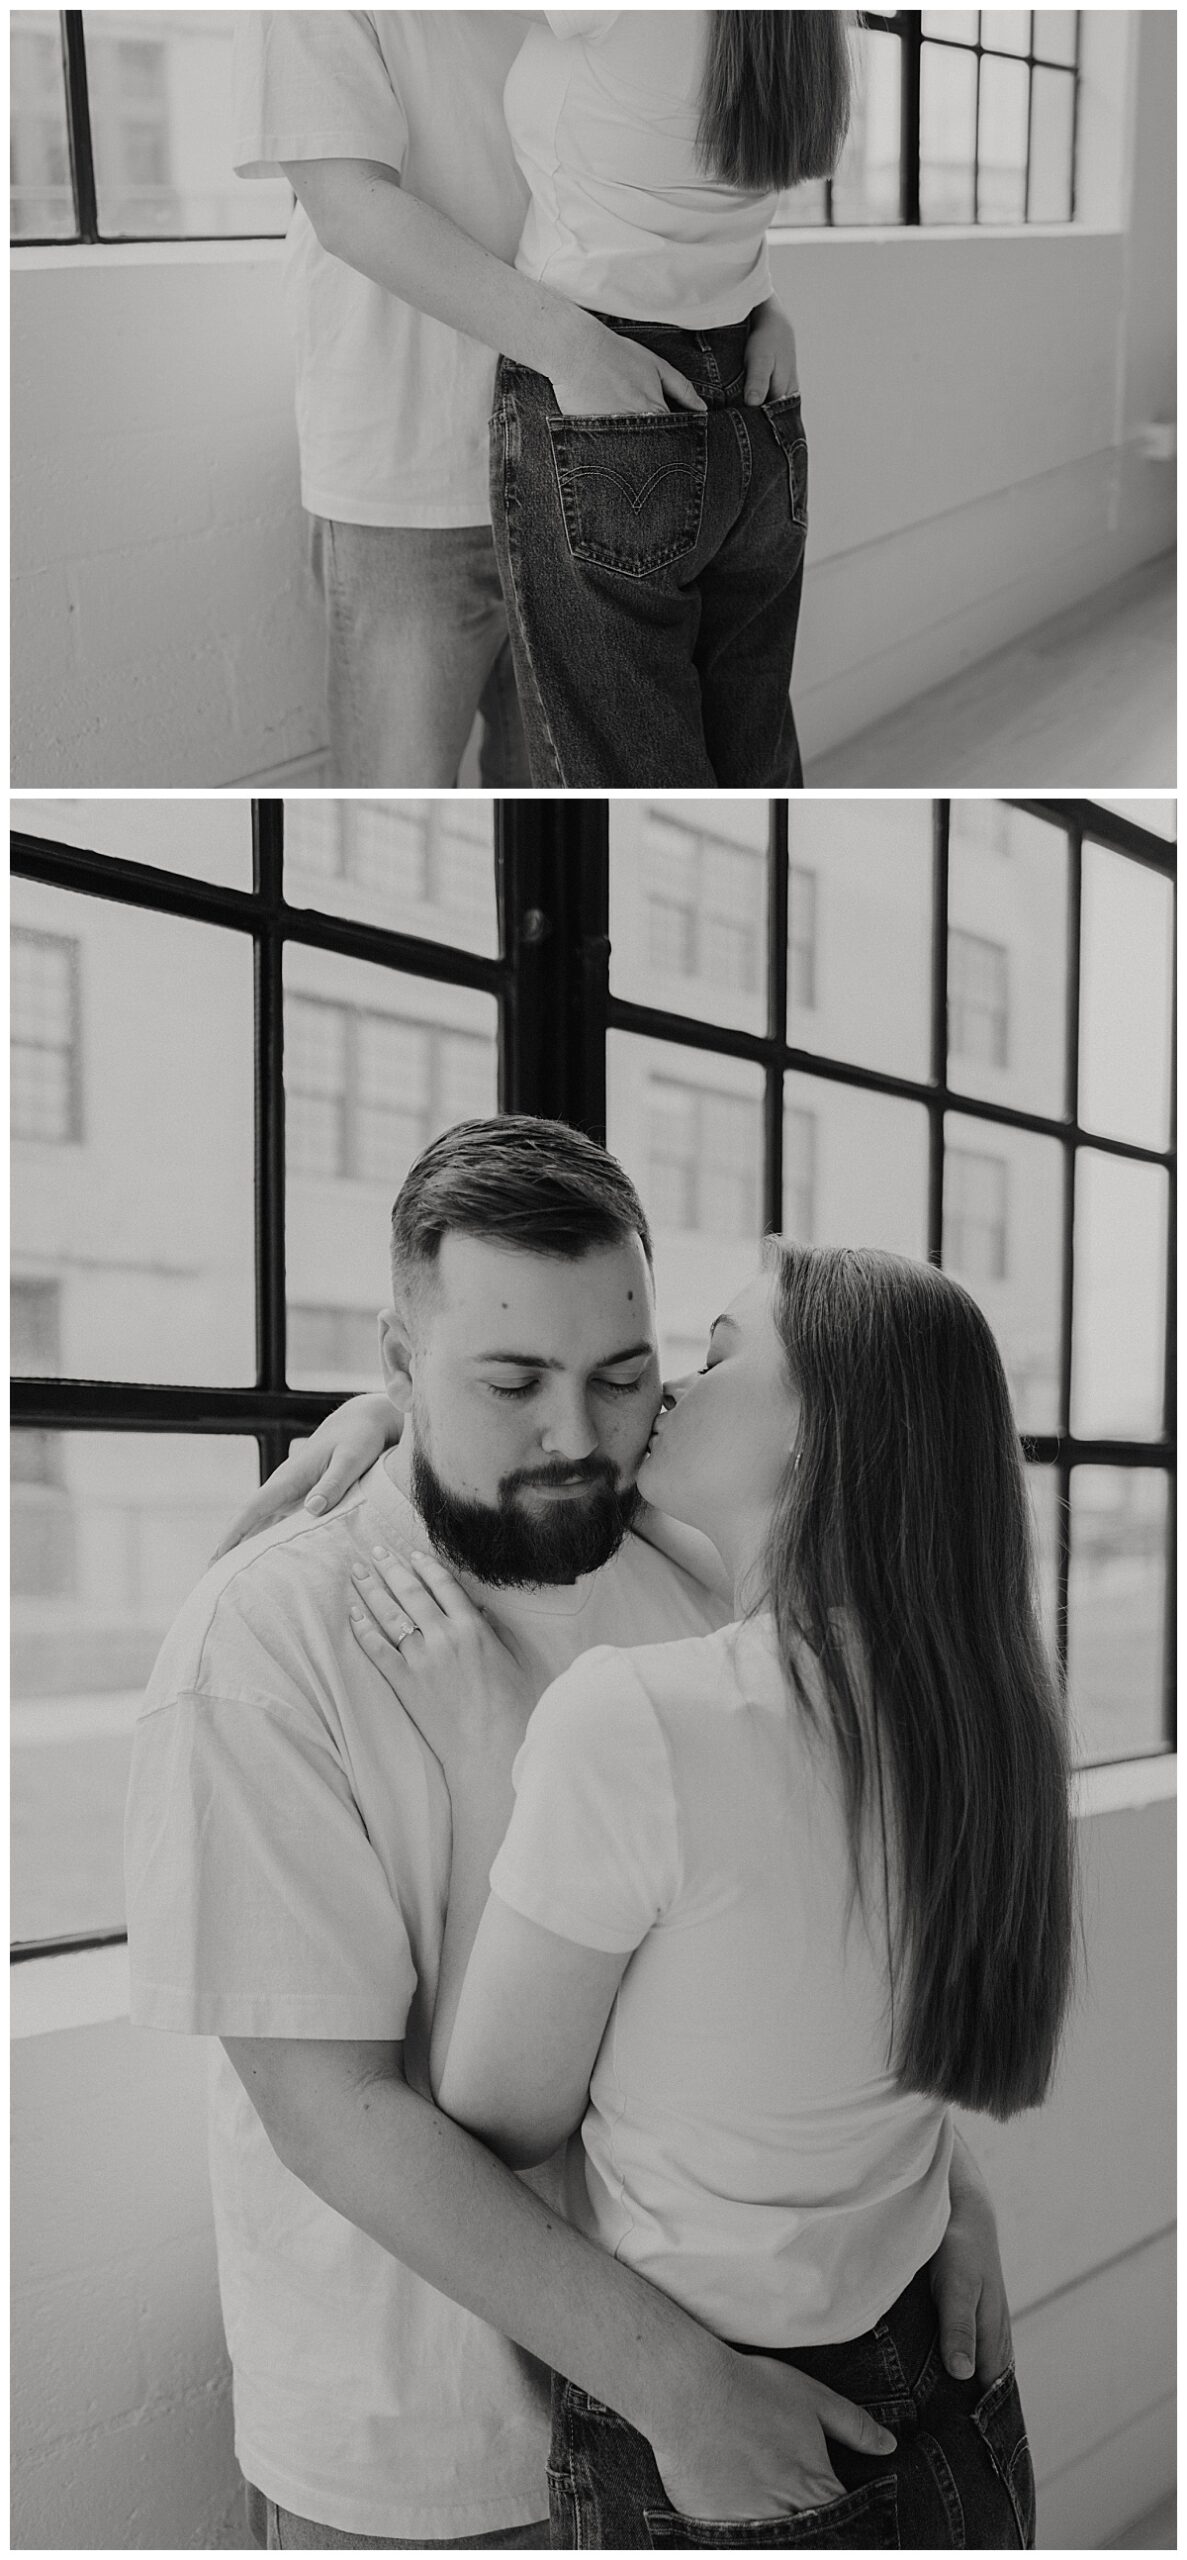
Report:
548,2265,1036,2549
490,314,808,787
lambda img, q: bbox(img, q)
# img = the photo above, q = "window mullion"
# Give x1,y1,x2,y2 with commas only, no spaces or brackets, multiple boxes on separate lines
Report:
61,11,99,244
252,800,287,1403
899,12,923,225
927,799,949,1264
763,805,789,1236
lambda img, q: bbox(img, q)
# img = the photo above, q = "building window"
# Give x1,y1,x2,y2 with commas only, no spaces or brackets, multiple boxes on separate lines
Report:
784,1108,816,1240
288,1306,383,1386
945,1146,1008,1282
12,1276,61,1373
644,820,762,995
788,866,817,1013
647,1079,760,1238
949,930,1009,1067
11,928,80,1142
286,997,492,1184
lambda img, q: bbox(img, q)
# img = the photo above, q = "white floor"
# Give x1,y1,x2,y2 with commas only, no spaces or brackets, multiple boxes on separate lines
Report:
807,553,1176,792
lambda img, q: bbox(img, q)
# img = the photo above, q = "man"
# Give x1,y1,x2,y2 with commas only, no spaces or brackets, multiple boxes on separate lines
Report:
126,1117,1009,2550
233,16,797,790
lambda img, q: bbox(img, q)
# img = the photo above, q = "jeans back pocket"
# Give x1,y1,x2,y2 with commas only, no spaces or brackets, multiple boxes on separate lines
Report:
642,2475,899,2548
547,411,708,578
763,395,809,531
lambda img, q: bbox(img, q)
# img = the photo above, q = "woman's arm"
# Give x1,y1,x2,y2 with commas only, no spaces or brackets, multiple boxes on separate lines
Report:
212,1392,398,1558
284,157,705,416
631,1499,734,1603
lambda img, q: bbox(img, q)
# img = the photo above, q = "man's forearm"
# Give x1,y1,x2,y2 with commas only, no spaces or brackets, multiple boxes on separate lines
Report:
230,2041,729,2450
285,159,591,381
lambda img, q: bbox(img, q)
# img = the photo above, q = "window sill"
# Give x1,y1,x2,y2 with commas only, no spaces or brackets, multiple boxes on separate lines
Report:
11,235,288,273
10,1757,1174,2037
768,221,1122,246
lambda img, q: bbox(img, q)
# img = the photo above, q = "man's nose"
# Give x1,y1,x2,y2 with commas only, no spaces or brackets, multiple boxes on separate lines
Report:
539,1388,599,1460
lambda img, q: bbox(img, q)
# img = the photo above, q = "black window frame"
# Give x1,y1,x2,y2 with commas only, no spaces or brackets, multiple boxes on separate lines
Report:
12,9,1081,249
10,796,1174,1964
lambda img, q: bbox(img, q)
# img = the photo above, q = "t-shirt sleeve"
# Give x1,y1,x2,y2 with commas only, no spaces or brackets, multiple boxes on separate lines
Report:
125,1690,417,2038
233,12,410,180
489,1647,680,1954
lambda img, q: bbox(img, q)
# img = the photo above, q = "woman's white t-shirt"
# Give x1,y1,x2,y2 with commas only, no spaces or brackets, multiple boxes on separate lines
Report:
505,11,777,326
490,1614,952,2349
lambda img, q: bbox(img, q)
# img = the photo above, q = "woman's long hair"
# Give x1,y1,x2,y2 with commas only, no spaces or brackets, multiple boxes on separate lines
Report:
697,14,852,192
761,1239,1075,2118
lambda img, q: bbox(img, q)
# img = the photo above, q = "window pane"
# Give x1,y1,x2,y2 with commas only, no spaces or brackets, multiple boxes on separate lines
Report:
830,28,903,225
1028,66,1076,222
10,12,75,240
83,11,291,238
923,12,979,41
921,42,978,222
1026,1462,1060,1658
607,1034,764,1379
11,1430,260,1941
783,1076,929,1258
610,802,769,1035
1071,1154,1168,1440
284,946,499,1369
1078,845,1173,1150
1067,1469,1169,1762
284,801,498,958
943,1116,1063,1432
784,804,933,1079
978,54,1030,223
1034,12,1078,67
11,796,252,888
981,13,1032,57
947,803,1068,1114
11,879,256,1384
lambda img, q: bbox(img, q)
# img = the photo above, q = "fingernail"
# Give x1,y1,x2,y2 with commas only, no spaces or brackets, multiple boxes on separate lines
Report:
350,1562,366,1579
349,1605,366,1626
951,2351,974,2379
305,1492,327,1513
372,1544,391,1562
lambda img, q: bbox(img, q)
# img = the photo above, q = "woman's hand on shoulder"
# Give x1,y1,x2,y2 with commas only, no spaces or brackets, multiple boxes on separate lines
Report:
349,1548,534,1774
211,1393,398,1560
743,295,799,404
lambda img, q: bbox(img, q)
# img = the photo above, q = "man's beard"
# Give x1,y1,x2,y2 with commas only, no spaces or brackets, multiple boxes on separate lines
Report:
410,1442,640,1587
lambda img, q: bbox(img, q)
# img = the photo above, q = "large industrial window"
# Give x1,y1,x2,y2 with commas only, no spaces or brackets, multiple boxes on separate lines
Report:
11,796,1174,1966
11,9,1080,246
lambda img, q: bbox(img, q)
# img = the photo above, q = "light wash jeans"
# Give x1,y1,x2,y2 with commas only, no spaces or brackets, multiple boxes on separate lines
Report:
309,517,530,788
245,2482,549,2550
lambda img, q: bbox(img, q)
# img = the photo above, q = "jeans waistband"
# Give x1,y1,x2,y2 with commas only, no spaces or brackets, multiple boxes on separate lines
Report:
738,2263,938,2408
588,310,754,403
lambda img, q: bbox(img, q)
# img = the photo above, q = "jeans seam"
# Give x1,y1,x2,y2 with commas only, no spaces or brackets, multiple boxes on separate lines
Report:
495,390,566,783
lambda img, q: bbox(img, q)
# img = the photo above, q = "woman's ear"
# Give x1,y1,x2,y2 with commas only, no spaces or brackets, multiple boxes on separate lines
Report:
378,1305,414,1415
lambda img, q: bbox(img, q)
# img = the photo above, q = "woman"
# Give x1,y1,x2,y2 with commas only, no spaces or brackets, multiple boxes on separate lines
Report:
490,12,849,785
344,1243,1072,2548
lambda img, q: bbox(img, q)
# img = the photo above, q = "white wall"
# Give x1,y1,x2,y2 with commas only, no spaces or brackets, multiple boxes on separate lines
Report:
10,1786,1174,2551
10,16,1175,788
779,11,1177,756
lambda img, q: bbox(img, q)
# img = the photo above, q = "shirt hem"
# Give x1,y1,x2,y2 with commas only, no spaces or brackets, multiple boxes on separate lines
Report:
301,489,495,530
238,2444,548,2544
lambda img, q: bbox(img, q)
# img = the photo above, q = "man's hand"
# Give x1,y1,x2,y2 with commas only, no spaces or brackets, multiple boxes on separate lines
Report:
743,295,800,404
930,2132,1013,2385
651,2346,895,2521
548,310,706,418
211,1393,397,1559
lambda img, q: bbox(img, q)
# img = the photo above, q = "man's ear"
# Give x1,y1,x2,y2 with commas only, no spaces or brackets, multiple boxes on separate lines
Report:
378,1305,414,1415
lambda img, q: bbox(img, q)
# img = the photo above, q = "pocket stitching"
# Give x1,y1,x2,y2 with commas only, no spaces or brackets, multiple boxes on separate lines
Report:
547,412,708,578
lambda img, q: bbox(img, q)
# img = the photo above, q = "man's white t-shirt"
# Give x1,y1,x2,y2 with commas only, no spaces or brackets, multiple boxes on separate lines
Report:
125,1455,725,2541
491,1614,953,2350
506,12,777,326
233,14,529,526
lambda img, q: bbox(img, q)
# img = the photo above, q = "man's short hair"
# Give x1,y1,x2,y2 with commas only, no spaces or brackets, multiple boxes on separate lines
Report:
390,1116,653,1300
